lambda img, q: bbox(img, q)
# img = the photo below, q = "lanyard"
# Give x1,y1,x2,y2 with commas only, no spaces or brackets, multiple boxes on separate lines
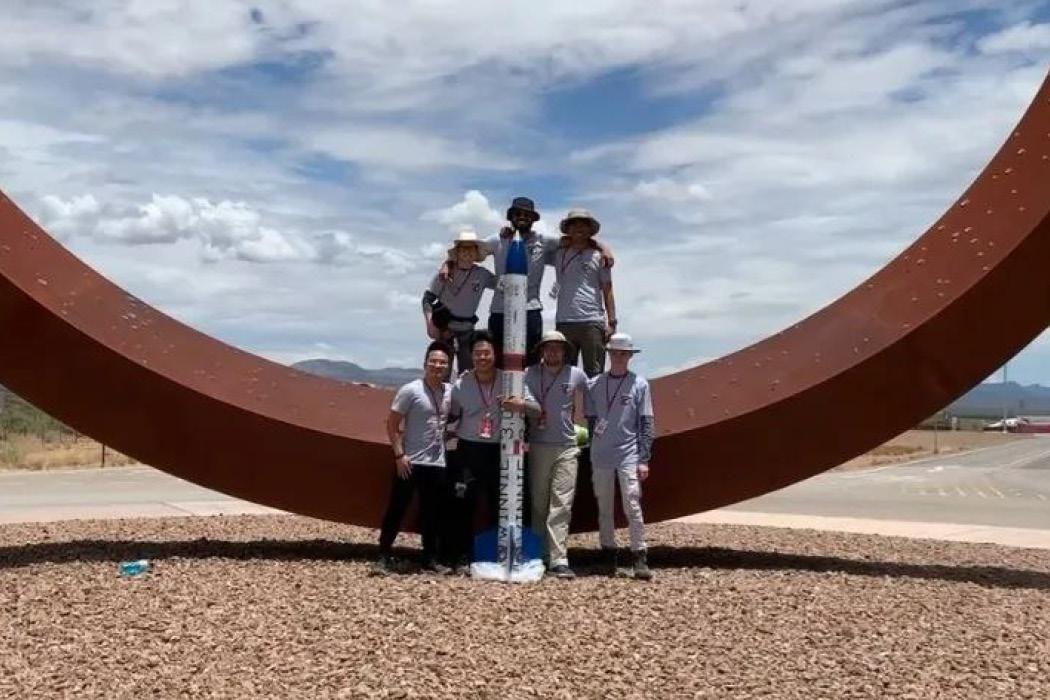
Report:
539,366,566,405
423,381,445,418
605,373,630,414
450,266,477,297
559,248,584,274
475,373,496,408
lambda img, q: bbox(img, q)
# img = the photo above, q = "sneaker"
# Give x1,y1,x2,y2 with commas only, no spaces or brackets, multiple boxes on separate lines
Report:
632,550,653,581
548,564,576,580
371,554,392,577
422,558,451,575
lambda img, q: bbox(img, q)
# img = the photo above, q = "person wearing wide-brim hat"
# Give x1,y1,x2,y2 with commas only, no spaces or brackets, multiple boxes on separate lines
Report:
584,331,654,580
524,330,590,578
422,229,496,375
550,208,618,378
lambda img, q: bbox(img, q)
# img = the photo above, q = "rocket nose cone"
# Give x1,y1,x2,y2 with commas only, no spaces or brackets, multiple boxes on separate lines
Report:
505,237,529,275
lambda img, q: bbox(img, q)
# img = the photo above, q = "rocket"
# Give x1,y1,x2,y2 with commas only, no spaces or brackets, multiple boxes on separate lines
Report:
497,232,528,577
471,231,542,582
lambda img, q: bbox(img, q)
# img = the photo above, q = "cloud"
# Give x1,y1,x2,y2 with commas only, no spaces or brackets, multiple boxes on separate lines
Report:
34,193,398,267
3,3,1050,385
978,21,1050,54
421,190,503,234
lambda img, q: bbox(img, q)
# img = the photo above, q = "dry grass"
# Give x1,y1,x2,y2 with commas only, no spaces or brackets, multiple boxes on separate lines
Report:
0,435,134,471
836,429,1026,471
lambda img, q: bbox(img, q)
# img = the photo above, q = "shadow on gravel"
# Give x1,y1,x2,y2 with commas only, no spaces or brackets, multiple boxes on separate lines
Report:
641,545,1050,591
0,538,380,570
1,539,1048,590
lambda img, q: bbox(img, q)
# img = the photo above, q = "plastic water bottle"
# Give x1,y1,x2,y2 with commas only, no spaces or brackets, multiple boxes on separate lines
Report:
119,559,150,577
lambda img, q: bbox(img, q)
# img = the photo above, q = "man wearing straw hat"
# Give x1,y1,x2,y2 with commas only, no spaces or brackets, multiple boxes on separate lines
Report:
585,332,655,580
422,230,496,374
525,329,590,578
552,208,617,377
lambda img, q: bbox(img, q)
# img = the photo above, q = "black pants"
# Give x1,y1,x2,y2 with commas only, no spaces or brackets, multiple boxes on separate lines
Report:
378,464,446,561
488,309,543,367
446,440,501,564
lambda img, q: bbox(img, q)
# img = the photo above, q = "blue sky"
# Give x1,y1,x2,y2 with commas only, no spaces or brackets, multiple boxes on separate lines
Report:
1,1,1050,385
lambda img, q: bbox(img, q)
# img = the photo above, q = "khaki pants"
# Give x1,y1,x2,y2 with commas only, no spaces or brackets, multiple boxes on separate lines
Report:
592,463,647,552
529,443,580,567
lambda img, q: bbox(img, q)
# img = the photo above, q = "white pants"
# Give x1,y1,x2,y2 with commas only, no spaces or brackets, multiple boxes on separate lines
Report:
591,462,646,552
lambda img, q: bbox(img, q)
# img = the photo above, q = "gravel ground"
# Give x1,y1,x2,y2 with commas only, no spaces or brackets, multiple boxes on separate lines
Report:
1,516,1049,699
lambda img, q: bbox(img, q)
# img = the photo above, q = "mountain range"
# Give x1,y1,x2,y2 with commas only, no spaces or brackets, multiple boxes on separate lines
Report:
290,361,1050,417
2,368,1048,418
290,359,420,388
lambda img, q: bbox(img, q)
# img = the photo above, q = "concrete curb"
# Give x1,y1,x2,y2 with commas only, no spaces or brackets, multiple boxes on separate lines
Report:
675,510,1050,551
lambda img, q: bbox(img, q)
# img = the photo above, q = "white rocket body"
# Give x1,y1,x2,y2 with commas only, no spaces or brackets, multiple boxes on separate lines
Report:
471,231,542,582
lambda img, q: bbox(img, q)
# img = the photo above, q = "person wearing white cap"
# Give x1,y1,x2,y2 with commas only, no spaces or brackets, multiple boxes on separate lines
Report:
551,209,617,377
524,330,590,578
584,332,655,580
422,230,496,375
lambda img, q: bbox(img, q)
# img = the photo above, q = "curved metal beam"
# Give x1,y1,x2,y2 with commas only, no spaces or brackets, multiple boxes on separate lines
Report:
1,71,1049,531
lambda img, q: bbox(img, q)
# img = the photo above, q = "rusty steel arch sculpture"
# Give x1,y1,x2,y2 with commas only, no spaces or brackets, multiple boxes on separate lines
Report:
1,71,1049,531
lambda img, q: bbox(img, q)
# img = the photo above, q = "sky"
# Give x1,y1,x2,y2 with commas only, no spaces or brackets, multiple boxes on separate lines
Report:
1,1,1050,382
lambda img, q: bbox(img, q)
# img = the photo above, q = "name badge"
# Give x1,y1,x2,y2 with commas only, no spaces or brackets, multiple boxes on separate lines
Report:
479,413,495,439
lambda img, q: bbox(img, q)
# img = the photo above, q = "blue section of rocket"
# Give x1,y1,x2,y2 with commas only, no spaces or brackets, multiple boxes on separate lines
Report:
505,235,529,275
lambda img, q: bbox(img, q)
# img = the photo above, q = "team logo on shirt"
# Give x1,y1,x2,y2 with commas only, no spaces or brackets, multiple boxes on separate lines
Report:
620,395,632,405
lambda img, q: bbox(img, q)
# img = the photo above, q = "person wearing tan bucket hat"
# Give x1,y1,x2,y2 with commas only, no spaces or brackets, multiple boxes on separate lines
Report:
524,330,590,578
551,208,618,378
421,229,496,374
584,332,654,580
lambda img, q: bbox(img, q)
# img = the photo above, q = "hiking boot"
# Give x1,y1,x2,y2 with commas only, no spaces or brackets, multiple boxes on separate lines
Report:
548,564,576,580
632,550,653,581
422,558,451,575
601,547,619,576
371,554,392,577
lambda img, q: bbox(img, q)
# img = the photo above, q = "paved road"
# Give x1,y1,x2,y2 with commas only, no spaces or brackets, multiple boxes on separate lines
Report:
728,437,1050,530
1,437,1049,537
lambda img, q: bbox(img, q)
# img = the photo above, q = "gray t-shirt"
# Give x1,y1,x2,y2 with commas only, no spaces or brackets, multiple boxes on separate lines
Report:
428,264,496,331
525,364,589,445
585,372,654,468
483,232,559,312
451,369,538,444
551,245,612,323
391,378,452,467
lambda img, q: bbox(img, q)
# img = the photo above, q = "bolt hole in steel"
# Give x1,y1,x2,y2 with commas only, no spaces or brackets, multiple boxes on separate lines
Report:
0,69,1049,528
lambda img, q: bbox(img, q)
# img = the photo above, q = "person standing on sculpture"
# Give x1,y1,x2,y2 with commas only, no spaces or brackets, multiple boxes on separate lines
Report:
436,195,615,367
446,331,541,574
421,230,495,375
483,197,556,366
585,332,654,580
551,209,617,378
374,340,455,576
525,330,589,578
